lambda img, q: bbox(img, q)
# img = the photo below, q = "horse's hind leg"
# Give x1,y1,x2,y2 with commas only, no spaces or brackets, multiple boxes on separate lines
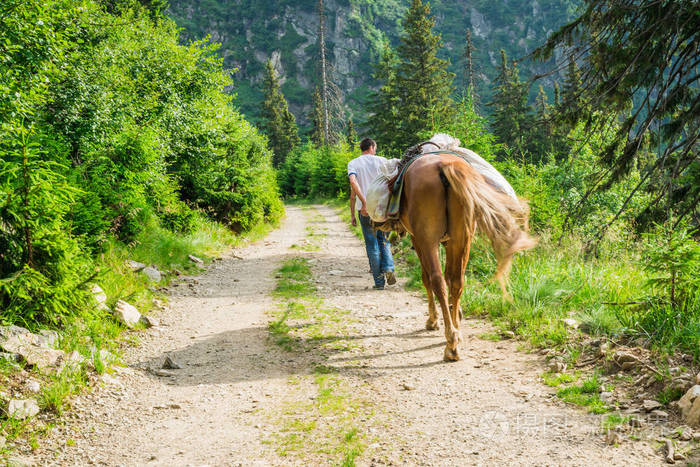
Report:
416,244,459,361
422,268,439,330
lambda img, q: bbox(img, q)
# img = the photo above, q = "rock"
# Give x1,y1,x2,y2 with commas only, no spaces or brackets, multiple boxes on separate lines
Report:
100,373,120,386
561,318,578,329
664,439,675,464
0,352,21,363
0,325,33,342
25,380,40,394
613,351,638,367
678,385,700,427
643,400,663,412
651,410,669,421
114,300,141,327
37,330,59,348
162,355,183,370
188,255,204,264
21,346,64,370
63,350,85,369
90,284,109,311
6,399,40,419
142,266,162,282
600,392,614,402
605,430,623,445
502,330,516,339
126,259,146,271
548,360,567,373
629,417,644,428
401,383,415,391
696,373,700,385
678,426,693,441
153,369,176,377
328,270,344,276
140,315,160,328
597,342,611,357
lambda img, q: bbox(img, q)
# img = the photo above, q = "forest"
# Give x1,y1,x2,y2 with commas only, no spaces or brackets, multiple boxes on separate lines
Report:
0,0,698,460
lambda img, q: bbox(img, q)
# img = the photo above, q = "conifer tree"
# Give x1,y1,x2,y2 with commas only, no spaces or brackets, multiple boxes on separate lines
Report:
260,60,299,166
367,42,400,152
346,118,357,148
488,50,531,158
310,87,325,146
392,0,455,148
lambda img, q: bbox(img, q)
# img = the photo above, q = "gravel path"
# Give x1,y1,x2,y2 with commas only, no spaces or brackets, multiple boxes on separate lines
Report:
33,204,664,466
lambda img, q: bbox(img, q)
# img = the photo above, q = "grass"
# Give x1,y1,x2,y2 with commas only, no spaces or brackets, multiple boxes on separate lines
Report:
656,387,685,405
38,366,89,415
266,224,373,464
555,372,609,414
541,371,577,387
274,258,315,298
602,413,630,431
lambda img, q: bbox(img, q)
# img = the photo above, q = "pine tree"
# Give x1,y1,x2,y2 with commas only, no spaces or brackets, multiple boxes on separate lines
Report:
310,87,325,146
488,50,531,158
367,42,400,153
392,0,455,148
346,118,357,148
260,60,299,166
535,0,700,230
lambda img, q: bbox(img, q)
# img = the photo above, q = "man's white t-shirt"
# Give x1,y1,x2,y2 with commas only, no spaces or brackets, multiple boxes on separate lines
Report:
348,154,388,211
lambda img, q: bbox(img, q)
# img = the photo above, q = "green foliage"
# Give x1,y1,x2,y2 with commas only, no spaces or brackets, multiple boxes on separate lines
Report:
0,0,282,329
488,50,533,160
535,0,700,228
369,0,455,154
278,143,355,199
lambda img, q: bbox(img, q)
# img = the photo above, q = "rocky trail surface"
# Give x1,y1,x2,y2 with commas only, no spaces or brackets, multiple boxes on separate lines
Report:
33,205,667,466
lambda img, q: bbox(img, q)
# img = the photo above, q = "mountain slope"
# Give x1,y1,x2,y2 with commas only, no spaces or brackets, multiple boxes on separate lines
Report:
167,0,579,130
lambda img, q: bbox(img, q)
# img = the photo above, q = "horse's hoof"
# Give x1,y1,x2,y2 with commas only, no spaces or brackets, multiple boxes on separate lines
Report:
426,319,439,331
443,346,460,362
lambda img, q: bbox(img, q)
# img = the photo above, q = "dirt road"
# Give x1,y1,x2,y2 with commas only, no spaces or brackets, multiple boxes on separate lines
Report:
34,205,663,465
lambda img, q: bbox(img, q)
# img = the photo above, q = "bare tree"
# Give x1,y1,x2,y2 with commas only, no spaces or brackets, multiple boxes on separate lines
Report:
318,0,330,144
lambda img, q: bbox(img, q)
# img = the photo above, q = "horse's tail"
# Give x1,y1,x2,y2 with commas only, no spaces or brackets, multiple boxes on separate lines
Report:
441,159,537,298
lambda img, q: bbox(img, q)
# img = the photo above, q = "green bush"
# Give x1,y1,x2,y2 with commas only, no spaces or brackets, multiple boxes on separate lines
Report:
0,0,282,329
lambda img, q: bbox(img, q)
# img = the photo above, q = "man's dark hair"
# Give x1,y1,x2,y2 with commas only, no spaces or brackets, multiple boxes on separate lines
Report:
360,138,376,152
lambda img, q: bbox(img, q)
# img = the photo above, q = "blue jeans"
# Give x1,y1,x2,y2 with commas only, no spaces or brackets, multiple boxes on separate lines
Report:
358,214,394,287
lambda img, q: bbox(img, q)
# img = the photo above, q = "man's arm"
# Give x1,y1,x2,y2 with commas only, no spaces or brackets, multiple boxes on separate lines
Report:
348,174,368,216
349,189,357,226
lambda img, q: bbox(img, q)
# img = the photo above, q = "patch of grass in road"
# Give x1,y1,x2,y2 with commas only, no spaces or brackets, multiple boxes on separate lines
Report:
271,366,372,465
541,371,577,387
601,413,630,431
477,332,503,341
274,258,315,298
555,372,609,414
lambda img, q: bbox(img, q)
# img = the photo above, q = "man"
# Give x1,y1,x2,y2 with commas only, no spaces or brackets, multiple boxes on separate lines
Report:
348,138,396,290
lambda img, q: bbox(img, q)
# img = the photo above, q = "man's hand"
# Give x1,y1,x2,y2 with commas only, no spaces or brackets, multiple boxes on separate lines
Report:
351,213,357,227
360,206,369,217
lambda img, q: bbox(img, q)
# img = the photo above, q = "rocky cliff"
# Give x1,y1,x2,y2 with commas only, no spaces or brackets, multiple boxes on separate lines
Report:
167,0,578,128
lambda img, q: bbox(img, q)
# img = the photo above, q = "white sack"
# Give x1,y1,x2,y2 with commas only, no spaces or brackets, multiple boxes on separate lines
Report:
365,159,400,222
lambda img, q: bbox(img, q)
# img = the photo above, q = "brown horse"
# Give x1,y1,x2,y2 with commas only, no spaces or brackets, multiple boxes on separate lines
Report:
399,153,536,361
